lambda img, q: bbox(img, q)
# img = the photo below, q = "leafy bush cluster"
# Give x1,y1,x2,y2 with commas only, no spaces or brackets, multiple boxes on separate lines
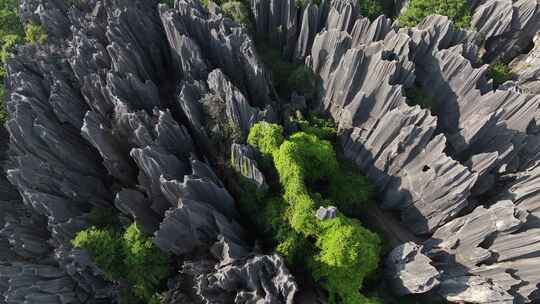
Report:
294,0,383,20
221,1,251,26
24,22,46,44
0,0,47,124
257,44,319,98
244,121,381,304
487,62,514,89
160,0,175,7
0,0,22,123
398,0,471,29
405,86,435,111
290,111,337,140
359,0,384,21
72,223,170,303
197,0,251,27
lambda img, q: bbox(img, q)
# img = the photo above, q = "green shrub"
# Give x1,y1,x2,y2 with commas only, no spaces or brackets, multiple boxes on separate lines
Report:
122,224,170,301
287,66,317,99
73,223,170,302
71,227,125,280
247,121,381,304
200,0,228,8
405,87,435,110
24,23,47,44
0,87,6,123
328,162,374,214
359,0,384,21
221,1,251,26
0,1,25,125
160,0,175,7
247,121,284,157
295,0,321,9
0,9,24,38
312,216,381,304
292,112,337,141
398,0,471,29
277,132,338,184
487,62,514,89
256,43,298,97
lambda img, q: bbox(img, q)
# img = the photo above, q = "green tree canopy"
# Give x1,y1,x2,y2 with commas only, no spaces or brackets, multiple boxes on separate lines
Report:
246,121,381,304
398,0,471,29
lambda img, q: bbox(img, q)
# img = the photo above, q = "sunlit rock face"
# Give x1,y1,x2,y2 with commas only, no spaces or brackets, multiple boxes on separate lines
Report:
2,0,291,302
2,0,540,303
248,1,540,303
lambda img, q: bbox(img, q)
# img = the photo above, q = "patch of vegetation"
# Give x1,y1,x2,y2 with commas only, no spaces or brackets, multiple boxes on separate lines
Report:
0,0,49,124
398,0,471,29
0,0,23,124
199,0,228,8
257,43,298,97
295,0,321,8
160,0,175,7
243,121,381,304
295,0,384,20
405,87,435,110
24,22,46,44
221,1,251,27
359,0,385,21
290,112,337,141
256,43,319,99
287,65,317,99
487,61,514,89
72,223,170,303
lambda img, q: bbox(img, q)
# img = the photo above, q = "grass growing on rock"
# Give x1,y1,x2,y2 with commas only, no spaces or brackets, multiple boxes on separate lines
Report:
398,0,471,29
72,223,170,303
221,1,251,26
0,0,48,124
359,0,385,21
241,120,381,304
488,61,514,89
405,86,436,111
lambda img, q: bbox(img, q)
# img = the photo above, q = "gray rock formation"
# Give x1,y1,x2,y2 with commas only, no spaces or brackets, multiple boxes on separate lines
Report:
316,206,338,220
424,201,530,303
231,143,267,189
510,32,540,95
385,242,440,295
5,0,540,303
181,254,297,304
305,20,477,234
471,0,540,62
1,0,295,302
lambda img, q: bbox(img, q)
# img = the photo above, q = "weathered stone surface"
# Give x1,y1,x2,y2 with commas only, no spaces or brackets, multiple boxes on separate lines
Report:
316,206,338,220
181,254,297,304
160,0,274,108
231,143,267,189
385,242,440,295
2,0,292,302
7,0,540,303
472,0,540,62
422,201,537,302
207,69,271,136
510,32,540,95
0,263,87,304
344,107,477,235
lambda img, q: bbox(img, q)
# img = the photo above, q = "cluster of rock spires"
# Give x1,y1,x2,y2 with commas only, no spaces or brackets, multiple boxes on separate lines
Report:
3,0,540,303
1,0,293,303
252,0,540,302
